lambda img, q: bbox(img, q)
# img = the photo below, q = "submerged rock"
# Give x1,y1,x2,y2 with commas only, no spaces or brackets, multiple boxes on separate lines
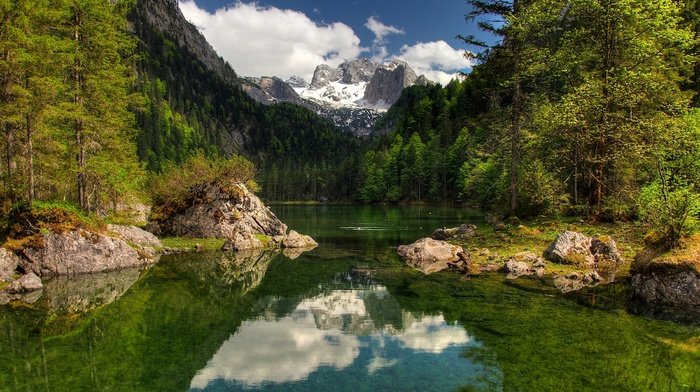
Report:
500,252,546,279
397,238,469,274
432,224,477,241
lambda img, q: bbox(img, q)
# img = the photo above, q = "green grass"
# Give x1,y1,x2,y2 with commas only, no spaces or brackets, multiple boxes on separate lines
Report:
160,237,226,251
454,217,648,277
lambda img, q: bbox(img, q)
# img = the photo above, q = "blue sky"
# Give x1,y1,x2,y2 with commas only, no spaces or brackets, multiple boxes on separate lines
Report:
178,1,481,84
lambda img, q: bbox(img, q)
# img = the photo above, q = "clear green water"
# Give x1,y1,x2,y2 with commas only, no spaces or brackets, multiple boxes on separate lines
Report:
1,205,699,392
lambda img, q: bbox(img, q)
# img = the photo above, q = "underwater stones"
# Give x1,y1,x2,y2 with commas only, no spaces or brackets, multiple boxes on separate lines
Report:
397,238,469,274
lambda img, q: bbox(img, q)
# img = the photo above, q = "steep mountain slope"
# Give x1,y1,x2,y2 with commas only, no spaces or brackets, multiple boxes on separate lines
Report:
128,0,363,175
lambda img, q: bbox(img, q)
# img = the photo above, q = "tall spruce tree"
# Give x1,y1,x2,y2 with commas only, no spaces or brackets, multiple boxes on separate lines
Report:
56,0,140,211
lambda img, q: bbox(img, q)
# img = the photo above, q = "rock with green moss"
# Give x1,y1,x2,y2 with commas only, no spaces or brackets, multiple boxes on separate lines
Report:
630,258,700,325
544,231,623,273
150,183,287,238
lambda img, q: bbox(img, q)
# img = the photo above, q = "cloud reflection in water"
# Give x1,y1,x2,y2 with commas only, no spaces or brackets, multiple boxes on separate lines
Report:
190,286,470,389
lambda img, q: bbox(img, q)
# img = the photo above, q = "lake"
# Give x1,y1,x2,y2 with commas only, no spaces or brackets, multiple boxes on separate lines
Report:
1,204,698,391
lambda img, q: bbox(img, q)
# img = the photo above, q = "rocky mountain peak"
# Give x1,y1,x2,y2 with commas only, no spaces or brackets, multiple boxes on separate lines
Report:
363,60,425,106
310,64,344,89
339,59,379,84
286,75,310,89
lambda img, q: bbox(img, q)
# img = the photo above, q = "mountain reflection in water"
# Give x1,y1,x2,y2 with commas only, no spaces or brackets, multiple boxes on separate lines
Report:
190,286,484,391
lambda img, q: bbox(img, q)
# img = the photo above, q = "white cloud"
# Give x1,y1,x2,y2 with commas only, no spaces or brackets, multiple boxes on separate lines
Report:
178,2,470,85
365,16,404,45
179,1,365,81
397,40,473,85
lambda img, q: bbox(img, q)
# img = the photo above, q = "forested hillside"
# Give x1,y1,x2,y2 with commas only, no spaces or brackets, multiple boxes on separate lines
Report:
357,0,700,242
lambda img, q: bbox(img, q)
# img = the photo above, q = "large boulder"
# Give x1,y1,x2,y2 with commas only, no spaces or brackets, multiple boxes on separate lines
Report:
543,231,595,265
0,248,21,282
281,230,318,249
544,231,624,279
630,258,700,325
108,224,162,248
397,238,469,274
151,183,287,238
20,229,151,277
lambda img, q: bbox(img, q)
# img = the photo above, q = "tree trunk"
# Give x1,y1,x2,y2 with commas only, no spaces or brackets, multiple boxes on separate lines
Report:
26,114,34,208
509,0,522,217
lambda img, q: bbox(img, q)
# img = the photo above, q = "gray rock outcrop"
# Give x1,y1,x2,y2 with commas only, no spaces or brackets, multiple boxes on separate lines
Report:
20,229,151,277
132,0,238,85
0,248,21,282
397,238,470,274
310,64,345,89
152,183,288,238
241,76,305,106
340,59,379,84
108,224,162,249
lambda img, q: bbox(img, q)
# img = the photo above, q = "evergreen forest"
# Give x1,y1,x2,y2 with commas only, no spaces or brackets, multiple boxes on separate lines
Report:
2,0,700,245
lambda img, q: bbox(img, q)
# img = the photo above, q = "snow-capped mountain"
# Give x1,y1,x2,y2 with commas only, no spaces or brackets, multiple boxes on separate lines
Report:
242,59,430,136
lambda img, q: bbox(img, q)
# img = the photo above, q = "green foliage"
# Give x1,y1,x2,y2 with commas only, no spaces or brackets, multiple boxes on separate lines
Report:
148,152,256,209
638,182,700,246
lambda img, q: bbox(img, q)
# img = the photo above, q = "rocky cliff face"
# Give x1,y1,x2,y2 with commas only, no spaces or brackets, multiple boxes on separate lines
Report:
240,76,305,106
363,60,428,106
131,0,238,85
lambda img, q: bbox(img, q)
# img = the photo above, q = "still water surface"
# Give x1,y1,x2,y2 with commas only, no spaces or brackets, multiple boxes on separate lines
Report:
1,205,699,391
